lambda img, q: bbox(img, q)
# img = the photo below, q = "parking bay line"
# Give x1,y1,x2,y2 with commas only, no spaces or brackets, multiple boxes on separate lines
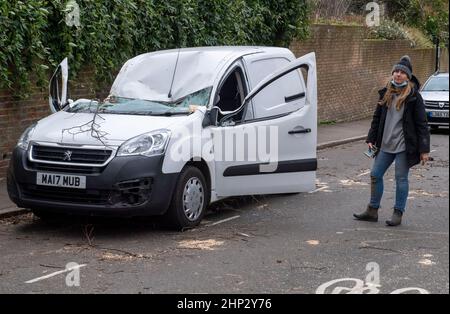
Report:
205,215,241,227
25,264,87,284
308,186,328,194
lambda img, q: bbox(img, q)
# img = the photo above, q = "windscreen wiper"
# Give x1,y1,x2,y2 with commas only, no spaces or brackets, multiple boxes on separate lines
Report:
159,110,190,116
99,110,154,115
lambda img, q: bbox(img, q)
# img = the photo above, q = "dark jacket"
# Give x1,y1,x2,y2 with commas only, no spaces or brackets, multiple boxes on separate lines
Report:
366,75,430,168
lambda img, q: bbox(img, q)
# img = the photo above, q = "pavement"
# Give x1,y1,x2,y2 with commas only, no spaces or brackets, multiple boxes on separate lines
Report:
0,118,371,218
317,119,369,150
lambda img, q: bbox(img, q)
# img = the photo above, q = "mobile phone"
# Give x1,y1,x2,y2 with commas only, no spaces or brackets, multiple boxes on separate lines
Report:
364,146,378,158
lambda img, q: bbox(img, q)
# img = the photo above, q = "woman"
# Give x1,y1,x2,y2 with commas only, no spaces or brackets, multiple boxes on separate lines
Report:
354,55,430,226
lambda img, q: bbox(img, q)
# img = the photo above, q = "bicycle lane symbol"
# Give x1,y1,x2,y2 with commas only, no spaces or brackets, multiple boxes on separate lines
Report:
315,262,430,294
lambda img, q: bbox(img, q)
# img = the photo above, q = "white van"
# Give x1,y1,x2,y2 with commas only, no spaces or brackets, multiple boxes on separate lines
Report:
7,46,317,229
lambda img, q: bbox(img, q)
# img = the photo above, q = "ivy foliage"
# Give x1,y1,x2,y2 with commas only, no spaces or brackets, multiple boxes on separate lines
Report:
0,0,311,96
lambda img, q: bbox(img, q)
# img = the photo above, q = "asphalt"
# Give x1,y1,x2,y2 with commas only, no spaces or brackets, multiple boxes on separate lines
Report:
0,119,371,218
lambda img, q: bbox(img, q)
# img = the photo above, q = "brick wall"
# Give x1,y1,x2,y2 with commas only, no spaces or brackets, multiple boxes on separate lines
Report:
0,71,109,178
290,24,449,123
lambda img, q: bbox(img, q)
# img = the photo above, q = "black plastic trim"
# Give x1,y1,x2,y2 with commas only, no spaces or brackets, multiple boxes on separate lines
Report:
223,158,317,177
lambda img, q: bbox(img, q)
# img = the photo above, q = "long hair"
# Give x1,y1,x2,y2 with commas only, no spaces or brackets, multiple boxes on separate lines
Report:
378,80,414,110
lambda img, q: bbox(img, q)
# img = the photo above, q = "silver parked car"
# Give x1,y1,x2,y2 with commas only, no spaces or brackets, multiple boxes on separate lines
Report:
420,72,449,129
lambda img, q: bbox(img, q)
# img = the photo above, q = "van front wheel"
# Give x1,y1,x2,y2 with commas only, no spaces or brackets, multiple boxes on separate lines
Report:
164,166,209,230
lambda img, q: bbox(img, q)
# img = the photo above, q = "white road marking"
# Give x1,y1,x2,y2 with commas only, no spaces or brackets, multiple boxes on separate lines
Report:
25,264,86,284
308,186,328,194
206,215,240,227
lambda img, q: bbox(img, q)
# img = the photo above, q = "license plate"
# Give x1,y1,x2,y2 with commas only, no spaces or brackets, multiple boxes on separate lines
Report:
429,110,449,118
36,173,86,189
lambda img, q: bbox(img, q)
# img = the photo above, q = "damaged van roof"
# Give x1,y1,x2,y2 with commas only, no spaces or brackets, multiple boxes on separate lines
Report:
110,46,280,102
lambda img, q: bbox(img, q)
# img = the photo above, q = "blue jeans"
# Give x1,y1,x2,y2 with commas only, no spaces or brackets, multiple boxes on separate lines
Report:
369,150,410,212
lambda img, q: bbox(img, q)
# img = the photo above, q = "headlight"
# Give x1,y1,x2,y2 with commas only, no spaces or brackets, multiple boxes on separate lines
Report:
17,123,36,150
117,129,171,157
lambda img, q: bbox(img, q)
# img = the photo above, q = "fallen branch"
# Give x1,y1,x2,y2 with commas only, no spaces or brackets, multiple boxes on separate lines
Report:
359,245,401,253
82,224,95,246
96,246,151,259
39,264,64,269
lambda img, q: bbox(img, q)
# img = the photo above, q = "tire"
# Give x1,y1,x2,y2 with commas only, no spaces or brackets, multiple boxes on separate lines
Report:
163,166,209,230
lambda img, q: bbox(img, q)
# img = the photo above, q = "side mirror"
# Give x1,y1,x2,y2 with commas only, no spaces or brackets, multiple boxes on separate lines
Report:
49,58,69,113
202,106,220,127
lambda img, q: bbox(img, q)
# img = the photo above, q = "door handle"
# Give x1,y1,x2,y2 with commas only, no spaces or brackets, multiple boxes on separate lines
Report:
288,127,311,134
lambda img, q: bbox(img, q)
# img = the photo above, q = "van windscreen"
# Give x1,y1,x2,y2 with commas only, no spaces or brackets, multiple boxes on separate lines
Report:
66,87,212,116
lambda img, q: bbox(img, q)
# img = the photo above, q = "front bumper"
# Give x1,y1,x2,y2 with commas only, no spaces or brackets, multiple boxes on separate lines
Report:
7,147,178,217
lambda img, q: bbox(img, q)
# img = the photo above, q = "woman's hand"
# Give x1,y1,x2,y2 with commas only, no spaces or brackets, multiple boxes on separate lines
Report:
420,153,430,165
368,142,374,149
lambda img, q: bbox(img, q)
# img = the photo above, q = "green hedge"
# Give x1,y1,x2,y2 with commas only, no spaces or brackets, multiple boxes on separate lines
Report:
0,0,311,96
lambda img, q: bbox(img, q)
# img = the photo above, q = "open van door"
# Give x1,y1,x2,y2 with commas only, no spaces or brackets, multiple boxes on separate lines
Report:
211,52,317,197
49,58,69,113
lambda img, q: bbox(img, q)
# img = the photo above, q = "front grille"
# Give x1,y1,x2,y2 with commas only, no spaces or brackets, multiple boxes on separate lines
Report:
31,145,112,165
27,161,104,175
424,100,449,110
20,184,110,205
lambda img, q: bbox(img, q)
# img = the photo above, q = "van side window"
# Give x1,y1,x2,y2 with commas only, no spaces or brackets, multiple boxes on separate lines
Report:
246,57,306,120
215,67,248,123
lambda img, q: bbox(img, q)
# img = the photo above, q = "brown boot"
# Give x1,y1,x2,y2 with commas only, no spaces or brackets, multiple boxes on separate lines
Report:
353,205,379,222
386,209,403,226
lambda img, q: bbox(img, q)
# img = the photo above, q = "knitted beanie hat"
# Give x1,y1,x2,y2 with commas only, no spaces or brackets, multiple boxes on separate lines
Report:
392,55,412,79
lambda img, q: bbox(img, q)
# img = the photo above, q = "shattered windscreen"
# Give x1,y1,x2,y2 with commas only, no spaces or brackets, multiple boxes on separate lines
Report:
66,87,212,116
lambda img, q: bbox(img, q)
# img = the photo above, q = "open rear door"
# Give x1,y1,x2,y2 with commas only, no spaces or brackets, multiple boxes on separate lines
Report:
49,58,68,113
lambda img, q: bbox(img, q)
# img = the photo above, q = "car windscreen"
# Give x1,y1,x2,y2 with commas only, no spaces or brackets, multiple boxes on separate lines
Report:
422,77,449,92
66,87,212,115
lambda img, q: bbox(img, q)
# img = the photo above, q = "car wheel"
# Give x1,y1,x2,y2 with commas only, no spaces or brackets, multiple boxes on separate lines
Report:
164,166,209,230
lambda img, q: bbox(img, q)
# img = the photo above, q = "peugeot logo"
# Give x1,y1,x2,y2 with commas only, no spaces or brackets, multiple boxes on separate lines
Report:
63,150,73,161
439,102,445,109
